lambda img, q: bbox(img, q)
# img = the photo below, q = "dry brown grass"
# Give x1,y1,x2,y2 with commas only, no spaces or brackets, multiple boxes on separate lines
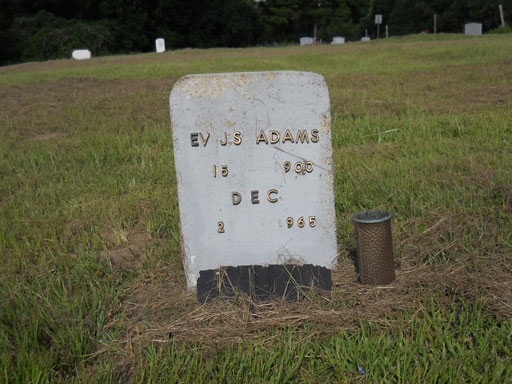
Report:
100,228,511,353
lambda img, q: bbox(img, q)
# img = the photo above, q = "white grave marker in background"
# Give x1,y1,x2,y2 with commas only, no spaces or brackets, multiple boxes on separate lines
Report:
331,37,345,44
72,49,91,60
155,38,166,53
465,23,483,35
170,71,337,297
300,37,314,45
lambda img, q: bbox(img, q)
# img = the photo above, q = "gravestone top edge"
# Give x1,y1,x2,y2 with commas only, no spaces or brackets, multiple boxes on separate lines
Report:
170,71,326,99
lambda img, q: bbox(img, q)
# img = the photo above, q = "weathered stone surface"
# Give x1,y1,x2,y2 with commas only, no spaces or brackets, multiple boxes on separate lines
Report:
170,71,337,289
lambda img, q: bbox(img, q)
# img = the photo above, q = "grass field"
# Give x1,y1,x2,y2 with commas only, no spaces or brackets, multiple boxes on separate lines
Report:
1,34,511,383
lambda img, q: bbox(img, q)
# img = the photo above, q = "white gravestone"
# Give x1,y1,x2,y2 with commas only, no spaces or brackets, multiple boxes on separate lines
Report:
170,71,338,289
72,49,91,60
300,37,314,45
155,38,166,53
361,37,371,42
465,23,482,35
331,37,345,44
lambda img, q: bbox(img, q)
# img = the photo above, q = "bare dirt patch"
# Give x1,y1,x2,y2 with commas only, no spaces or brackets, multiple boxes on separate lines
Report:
102,229,152,272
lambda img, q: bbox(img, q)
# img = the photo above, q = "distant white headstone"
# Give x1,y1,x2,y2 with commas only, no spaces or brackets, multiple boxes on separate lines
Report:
170,71,338,289
300,37,314,45
331,37,345,44
464,23,482,35
155,38,166,53
72,49,91,60
361,37,371,42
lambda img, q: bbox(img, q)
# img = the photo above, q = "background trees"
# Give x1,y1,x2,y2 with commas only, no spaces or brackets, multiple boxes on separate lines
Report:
0,0,510,65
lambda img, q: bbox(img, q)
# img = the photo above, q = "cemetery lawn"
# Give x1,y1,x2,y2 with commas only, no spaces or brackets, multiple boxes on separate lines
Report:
1,34,511,382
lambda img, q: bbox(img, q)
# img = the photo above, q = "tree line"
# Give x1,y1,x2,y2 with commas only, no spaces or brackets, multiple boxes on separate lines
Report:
0,0,510,65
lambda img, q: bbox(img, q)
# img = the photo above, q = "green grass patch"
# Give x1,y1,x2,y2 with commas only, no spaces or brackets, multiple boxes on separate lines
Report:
132,300,511,383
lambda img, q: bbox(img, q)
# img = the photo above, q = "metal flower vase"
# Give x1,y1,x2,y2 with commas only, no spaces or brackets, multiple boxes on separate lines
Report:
351,210,395,285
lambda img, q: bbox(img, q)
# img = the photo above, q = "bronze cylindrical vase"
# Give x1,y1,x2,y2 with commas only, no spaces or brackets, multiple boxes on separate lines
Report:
352,210,395,285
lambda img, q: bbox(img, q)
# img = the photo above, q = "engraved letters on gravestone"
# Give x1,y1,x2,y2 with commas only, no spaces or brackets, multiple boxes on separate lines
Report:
170,71,337,300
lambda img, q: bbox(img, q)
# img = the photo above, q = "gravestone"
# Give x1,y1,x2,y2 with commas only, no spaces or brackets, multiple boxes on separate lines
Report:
155,38,166,53
170,71,338,302
300,37,314,45
331,37,345,44
72,49,91,60
361,37,371,42
464,23,482,35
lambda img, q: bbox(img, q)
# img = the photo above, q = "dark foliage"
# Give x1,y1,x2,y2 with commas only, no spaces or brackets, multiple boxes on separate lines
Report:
0,0,511,65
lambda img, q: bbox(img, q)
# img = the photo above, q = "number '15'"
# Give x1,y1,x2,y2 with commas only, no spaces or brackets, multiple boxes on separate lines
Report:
213,165,228,177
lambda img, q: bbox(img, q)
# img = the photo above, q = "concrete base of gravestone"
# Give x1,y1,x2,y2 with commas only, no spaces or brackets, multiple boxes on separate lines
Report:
331,36,345,44
352,210,395,285
197,264,331,303
361,37,371,42
155,38,166,53
464,23,482,35
72,49,91,60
